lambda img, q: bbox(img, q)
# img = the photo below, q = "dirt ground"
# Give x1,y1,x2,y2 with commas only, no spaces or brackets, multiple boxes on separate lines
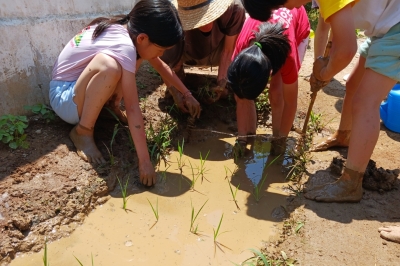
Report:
1,37,400,265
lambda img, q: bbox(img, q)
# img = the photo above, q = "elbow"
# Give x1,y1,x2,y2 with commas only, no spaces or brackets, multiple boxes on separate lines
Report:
343,42,357,63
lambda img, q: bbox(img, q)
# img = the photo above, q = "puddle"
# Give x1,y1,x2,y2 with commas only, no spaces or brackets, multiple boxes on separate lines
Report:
11,129,290,266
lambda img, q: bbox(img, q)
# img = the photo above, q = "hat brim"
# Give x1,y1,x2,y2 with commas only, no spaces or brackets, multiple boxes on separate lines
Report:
173,0,233,31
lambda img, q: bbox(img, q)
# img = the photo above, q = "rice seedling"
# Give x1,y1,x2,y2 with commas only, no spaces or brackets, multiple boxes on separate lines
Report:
176,139,185,174
198,150,210,183
253,156,280,202
228,182,240,210
285,147,312,182
146,115,176,166
190,199,208,235
116,176,131,212
74,253,94,266
213,213,231,255
188,160,204,194
147,198,159,229
42,238,49,266
160,164,170,183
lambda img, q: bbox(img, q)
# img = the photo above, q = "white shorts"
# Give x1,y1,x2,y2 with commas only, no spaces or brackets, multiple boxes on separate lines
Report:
49,80,79,124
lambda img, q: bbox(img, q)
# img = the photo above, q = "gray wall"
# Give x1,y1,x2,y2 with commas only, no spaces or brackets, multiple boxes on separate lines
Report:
0,0,137,115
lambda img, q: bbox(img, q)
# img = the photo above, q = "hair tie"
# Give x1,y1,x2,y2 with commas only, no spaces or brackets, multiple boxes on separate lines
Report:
254,42,262,49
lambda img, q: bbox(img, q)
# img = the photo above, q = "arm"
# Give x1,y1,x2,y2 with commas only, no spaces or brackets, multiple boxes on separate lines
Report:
148,57,201,118
217,34,239,83
317,5,357,81
121,68,156,186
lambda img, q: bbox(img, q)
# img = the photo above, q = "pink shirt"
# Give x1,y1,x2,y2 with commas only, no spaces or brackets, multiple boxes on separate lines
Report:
232,7,310,84
52,24,136,81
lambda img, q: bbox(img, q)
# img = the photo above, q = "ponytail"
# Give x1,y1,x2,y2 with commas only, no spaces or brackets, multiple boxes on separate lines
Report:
87,15,129,40
227,22,290,100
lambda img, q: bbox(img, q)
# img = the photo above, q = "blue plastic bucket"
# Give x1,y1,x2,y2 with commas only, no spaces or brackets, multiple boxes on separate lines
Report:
380,83,400,133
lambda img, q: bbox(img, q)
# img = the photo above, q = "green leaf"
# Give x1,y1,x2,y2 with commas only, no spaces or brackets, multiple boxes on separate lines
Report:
295,222,304,233
9,142,17,149
248,249,269,266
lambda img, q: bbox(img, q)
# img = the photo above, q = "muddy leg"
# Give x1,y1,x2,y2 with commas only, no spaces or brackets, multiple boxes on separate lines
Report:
311,57,366,152
304,167,364,202
72,53,122,163
70,124,106,164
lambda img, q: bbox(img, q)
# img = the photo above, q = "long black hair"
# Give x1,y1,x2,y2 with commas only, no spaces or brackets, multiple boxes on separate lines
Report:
227,22,290,100
241,0,287,21
87,0,184,66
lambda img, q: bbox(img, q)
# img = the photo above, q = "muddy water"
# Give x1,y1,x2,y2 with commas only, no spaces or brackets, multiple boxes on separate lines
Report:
12,129,290,266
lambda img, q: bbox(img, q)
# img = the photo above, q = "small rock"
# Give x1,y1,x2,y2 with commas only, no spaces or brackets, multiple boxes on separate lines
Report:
35,129,41,134
125,240,133,247
12,215,31,231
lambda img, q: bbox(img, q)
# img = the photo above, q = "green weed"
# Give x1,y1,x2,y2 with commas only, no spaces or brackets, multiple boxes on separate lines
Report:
285,147,312,182
0,114,29,149
228,182,240,210
137,81,146,89
24,103,56,123
190,199,208,235
238,248,296,266
116,176,130,211
255,88,269,114
147,198,159,229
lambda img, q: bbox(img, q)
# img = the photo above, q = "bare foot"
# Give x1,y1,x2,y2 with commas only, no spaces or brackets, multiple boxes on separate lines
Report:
311,130,351,152
304,168,363,202
69,125,106,164
379,226,400,244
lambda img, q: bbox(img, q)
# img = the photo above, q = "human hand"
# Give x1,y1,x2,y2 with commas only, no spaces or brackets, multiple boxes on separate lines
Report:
168,86,189,114
183,93,201,119
139,160,156,187
310,56,331,93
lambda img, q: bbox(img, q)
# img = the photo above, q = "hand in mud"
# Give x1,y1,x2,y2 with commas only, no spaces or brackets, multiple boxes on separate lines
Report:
184,93,201,119
169,87,188,113
139,160,156,187
105,97,128,124
204,85,227,104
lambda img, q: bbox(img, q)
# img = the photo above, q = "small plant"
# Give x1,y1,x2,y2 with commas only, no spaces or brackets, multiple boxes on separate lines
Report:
188,160,202,194
228,182,240,210
148,66,161,81
116,176,130,211
253,156,280,202
160,164,170,183
24,103,56,123
0,114,29,149
176,139,186,175
74,253,94,266
190,199,208,235
198,150,210,183
238,248,297,266
308,111,323,133
255,88,269,114
146,115,176,166
285,147,312,182
147,198,159,229
213,213,230,255
43,238,49,266
137,81,146,89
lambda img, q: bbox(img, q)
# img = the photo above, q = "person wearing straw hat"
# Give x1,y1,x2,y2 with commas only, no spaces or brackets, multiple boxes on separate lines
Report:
161,0,245,113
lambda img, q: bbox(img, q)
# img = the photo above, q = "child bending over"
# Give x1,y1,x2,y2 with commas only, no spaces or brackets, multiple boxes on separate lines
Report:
49,0,200,186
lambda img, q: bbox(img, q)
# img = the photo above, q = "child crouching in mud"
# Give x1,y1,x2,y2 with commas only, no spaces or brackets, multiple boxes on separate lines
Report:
227,7,309,156
49,0,201,186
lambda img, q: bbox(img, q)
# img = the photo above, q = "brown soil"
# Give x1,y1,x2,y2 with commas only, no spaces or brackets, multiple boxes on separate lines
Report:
1,37,400,265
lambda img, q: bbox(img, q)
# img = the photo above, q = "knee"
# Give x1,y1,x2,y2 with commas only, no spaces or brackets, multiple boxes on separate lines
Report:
94,53,122,80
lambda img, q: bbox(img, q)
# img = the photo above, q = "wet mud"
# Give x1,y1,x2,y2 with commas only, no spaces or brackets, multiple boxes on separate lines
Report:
330,156,399,191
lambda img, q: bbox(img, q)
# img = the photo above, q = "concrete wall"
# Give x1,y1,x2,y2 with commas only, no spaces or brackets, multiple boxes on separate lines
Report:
0,0,137,116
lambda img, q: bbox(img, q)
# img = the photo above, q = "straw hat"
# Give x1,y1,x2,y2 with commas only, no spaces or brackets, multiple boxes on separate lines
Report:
173,0,233,31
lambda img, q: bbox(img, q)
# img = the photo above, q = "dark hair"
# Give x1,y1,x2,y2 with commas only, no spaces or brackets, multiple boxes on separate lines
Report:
241,0,287,21
227,22,290,100
87,0,184,65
